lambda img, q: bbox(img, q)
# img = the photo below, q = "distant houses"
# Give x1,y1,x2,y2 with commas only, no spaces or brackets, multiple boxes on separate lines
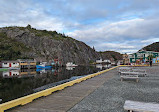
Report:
1,50,159,68
96,59,111,64
153,57,159,65
2,69,36,78
17,59,36,69
96,58,124,65
129,50,159,63
96,50,159,66
0,59,36,69
122,54,129,65
1,60,19,68
0,58,63,69
2,70,19,77
127,50,159,65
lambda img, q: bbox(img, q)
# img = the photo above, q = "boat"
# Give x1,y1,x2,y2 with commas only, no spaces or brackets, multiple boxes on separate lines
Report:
66,62,78,67
36,62,52,69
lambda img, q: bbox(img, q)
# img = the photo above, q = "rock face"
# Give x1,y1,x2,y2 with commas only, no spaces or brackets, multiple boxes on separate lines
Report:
141,42,159,52
0,26,100,65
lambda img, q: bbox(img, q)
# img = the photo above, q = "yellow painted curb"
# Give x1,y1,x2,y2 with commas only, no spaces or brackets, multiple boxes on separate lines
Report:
0,66,119,112
120,65,149,67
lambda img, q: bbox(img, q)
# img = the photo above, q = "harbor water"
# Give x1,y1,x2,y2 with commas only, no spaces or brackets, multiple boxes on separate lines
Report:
0,65,111,104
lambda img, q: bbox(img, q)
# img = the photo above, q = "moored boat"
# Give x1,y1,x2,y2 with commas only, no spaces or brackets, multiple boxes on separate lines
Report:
36,62,52,69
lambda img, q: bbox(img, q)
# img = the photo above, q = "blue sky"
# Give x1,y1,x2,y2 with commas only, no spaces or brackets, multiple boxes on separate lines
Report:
0,0,159,53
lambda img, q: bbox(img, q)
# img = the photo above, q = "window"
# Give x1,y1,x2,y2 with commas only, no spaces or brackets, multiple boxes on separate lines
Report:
13,63,15,64
4,63,7,65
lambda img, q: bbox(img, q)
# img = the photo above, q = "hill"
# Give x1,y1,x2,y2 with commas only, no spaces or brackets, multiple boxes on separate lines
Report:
99,51,123,61
141,42,159,52
0,25,100,65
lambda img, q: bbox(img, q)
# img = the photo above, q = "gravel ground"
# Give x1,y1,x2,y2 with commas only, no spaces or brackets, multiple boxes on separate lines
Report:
68,66,159,112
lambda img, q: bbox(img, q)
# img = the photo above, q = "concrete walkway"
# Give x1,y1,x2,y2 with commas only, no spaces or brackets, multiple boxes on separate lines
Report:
69,66,159,112
8,69,116,112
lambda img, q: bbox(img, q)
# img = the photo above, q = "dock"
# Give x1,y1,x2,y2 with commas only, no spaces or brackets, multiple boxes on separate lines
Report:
5,67,116,112
4,66,159,112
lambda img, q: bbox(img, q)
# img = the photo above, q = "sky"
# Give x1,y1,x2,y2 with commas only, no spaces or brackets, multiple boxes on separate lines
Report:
0,0,159,54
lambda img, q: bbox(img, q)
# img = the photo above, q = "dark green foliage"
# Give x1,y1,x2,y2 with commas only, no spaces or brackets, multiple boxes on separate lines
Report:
89,60,94,64
26,24,32,29
0,32,30,60
111,54,117,61
99,51,123,60
142,42,159,52
0,25,95,64
25,26,67,40
5,25,74,41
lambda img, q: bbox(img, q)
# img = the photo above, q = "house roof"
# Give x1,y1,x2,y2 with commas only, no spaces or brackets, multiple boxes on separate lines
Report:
17,59,36,62
1,60,18,63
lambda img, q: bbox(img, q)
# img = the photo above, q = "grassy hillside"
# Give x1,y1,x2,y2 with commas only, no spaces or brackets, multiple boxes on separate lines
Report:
0,32,31,60
0,25,100,65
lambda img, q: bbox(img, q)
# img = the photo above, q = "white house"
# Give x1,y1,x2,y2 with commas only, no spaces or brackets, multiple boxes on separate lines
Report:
2,70,19,78
103,59,111,63
96,59,103,63
1,61,19,68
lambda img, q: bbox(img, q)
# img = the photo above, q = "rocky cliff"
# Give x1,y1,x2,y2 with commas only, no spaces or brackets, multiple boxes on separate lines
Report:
0,25,100,65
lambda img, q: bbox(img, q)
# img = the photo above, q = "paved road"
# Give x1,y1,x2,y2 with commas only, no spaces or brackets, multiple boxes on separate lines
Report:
8,69,116,112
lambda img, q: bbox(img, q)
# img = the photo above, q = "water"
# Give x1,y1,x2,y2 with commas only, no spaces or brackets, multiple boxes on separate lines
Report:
0,65,111,104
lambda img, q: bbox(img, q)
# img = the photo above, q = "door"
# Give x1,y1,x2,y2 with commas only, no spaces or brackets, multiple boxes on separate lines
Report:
9,63,11,67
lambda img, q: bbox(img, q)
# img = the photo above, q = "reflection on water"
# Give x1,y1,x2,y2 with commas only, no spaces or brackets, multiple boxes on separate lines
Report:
2,69,36,78
0,65,111,103
96,64,111,70
66,66,75,70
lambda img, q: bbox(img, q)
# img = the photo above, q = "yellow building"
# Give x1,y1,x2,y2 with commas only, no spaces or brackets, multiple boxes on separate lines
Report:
17,59,36,69
122,54,129,65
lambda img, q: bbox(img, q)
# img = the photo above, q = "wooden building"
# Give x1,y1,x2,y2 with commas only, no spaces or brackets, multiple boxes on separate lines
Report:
123,54,130,65
17,59,36,69
129,50,159,63
2,69,36,78
2,70,19,78
1,61,19,68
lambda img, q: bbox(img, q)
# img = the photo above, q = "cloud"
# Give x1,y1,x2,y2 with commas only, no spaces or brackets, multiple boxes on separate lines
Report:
0,0,159,54
0,0,65,32
67,18,159,53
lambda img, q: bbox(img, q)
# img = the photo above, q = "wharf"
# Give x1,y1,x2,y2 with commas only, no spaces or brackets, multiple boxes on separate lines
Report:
7,68,116,112
6,66,159,112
